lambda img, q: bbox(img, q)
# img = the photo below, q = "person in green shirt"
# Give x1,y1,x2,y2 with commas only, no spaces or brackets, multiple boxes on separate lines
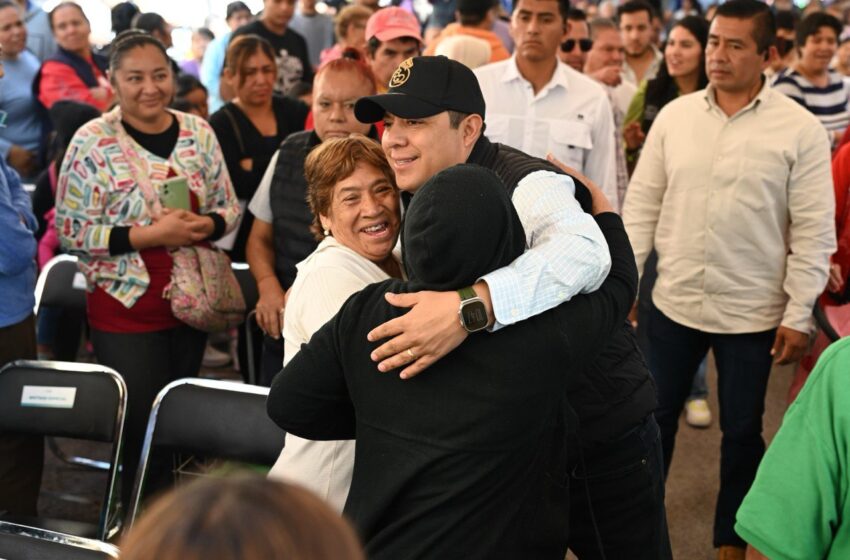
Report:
735,336,850,560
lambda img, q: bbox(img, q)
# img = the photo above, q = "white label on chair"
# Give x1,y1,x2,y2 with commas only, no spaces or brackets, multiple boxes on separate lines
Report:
21,386,77,408
72,272,87,290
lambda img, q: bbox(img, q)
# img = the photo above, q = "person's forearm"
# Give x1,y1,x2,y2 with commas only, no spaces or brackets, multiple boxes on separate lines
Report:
246,223,279,288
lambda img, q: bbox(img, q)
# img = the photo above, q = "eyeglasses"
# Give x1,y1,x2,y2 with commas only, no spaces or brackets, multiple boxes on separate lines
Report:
561,38,593,53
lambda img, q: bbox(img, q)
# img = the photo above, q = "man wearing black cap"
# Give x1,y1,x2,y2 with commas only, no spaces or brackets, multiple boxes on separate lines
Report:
355,55,670,559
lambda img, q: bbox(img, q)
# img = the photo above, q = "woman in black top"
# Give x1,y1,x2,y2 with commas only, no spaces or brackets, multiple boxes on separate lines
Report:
268,164,638,560
209,34,308,261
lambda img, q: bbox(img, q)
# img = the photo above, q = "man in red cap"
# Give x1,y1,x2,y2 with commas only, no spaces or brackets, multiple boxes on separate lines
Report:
365,7,423,91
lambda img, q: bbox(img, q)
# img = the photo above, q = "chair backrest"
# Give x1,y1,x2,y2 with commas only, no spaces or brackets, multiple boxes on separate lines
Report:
128,378,285,526
34,254,87,315
232,262,259,313
0,361,127,541
0,521,120,560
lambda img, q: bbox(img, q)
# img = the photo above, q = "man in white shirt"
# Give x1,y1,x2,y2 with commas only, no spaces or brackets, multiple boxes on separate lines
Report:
474,0,619,210
585,17,635,210
622,2,835,558
618,0,662,86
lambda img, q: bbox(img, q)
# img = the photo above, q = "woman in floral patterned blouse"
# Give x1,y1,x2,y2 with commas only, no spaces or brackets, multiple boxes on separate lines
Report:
55,30,240,505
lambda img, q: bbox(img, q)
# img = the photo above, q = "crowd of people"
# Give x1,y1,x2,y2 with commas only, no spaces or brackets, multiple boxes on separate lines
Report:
1,0,850,558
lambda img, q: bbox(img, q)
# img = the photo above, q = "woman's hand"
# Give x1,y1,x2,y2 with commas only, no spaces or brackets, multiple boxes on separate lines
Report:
624,122,646,151
256,277,287,339
130,209,211,249
545,153,614,215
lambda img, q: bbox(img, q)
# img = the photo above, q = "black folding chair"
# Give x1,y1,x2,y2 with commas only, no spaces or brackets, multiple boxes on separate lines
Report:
33,254,86,316
231,262,262,384
0,361,126,540
814,301,842,342
127,378,285,527
0,521,119,559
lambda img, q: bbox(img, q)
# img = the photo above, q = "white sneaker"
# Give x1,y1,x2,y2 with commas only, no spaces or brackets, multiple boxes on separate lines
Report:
685,398,712,428
202,344,231,368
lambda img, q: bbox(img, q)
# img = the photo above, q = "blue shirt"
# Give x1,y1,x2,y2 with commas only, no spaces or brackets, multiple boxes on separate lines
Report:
0,157,37,328
0,50,42,158
200,31,231,114
23,0,56,61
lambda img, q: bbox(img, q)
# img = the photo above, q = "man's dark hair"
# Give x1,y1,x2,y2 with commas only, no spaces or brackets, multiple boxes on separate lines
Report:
774,9,798,33
457,0,496,27
617,0,655,22
567,7,587,22
176,73,207,97
226,1,251,20
133,12,167,35
714,0,776,54
448,110,470,129
556,0,570,20
795,11,841,51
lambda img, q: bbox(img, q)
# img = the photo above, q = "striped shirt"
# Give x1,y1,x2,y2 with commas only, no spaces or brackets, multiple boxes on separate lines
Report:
773,69,850,138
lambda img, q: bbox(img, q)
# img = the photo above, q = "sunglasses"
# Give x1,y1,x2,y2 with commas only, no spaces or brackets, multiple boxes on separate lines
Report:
561,38,593,53
775,38,794,56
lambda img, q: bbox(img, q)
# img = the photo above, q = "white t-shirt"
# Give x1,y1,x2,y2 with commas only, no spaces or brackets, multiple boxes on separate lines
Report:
268,236,394,511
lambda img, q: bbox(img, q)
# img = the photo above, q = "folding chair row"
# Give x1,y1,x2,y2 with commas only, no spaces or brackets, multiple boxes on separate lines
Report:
0,521,119,560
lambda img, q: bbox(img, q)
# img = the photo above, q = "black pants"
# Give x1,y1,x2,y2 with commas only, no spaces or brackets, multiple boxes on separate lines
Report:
259,334,284,387
647,305,774,547
567,415,672,560
0,315,43,516
91,325,206,507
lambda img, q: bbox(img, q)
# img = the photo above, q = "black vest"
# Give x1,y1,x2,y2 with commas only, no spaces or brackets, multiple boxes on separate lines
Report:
468,134,656,442
269,127,380,289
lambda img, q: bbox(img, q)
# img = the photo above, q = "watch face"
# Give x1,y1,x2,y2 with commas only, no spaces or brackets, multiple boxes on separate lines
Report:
461,300,488,332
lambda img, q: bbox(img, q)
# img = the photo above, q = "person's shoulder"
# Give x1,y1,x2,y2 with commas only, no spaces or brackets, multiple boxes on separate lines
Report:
273,94,309,116
657,88,703,118
560,62,606,96
279,129,315,149
764,87,824,130
19,49,41,69
232,20,262,38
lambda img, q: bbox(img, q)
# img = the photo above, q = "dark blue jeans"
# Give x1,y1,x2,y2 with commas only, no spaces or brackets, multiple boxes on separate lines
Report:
568,415,672,560
646,304,775,547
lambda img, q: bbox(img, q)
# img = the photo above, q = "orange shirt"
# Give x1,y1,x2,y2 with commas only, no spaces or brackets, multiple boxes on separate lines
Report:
424,24,511,63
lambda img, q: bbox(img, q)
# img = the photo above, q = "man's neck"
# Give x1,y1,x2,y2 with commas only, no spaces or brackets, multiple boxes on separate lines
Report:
261,17,286,36
712,76,764,117
626,47,655,82
795,62,829,87
515,55,558,95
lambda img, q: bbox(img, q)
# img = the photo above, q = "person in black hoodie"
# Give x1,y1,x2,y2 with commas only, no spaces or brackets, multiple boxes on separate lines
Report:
267,163,637,560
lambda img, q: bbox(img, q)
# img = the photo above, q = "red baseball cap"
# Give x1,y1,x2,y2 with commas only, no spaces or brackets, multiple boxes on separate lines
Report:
365,7,423,44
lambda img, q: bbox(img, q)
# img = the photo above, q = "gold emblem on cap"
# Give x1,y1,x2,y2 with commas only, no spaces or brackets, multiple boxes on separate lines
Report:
389,57,414,88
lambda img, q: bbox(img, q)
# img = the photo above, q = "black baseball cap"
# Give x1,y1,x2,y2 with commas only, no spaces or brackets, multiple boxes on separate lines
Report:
354,55,486,123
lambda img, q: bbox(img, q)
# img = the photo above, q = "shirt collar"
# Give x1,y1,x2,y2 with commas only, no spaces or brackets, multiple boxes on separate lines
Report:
500,55,569,94
703,75,772,116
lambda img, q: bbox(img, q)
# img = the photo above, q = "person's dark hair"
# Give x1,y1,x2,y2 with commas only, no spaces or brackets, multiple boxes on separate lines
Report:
226,1,251,21
555,0,571,20
457,0,496,27
108,30,171,75
133,12,168,35
170,98,194,113
287,80,312,99
567,7,587,22
617,0,655,22
795,11,841,51
111,2,139,34
196,27,215,42
0,1,17,12
120,475,365,560
643,15,708,135
774,10,798,33
47,100,100,165
225,34,277,87
448,110,469,129
48,2,89,31
713,0,775,54
177,73,207,97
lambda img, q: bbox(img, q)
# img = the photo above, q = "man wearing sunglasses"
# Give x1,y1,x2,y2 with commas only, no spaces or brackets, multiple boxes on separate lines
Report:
558,8,591,71
474,0,619,210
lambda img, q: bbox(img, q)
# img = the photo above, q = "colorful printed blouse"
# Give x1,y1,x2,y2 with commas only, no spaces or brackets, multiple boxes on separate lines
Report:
56,108,240,309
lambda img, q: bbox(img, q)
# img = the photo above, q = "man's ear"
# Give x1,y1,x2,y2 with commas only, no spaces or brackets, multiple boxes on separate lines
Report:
762,44,779,70
461,114,484,149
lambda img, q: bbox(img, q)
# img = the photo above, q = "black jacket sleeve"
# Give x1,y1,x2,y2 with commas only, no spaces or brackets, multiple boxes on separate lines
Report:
552,212,638,368
267,311,356,441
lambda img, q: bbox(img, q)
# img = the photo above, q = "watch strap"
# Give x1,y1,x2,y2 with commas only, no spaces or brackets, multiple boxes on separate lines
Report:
458,286,477,301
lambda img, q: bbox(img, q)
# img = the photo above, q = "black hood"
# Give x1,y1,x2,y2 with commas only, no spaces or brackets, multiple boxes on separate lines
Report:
402,164,526,291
